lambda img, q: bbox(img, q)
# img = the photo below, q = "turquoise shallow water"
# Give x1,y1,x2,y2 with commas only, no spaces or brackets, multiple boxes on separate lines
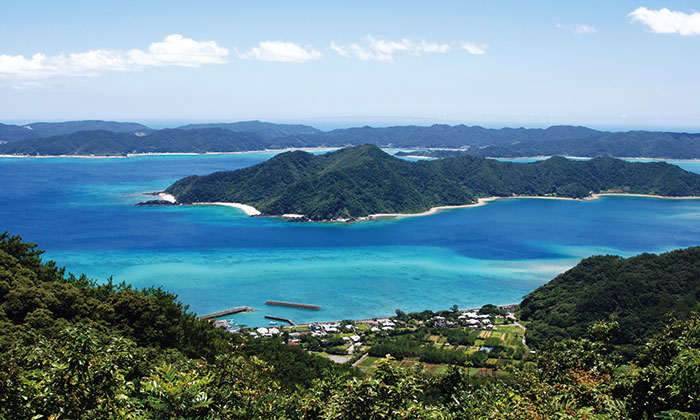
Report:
2,152,700,326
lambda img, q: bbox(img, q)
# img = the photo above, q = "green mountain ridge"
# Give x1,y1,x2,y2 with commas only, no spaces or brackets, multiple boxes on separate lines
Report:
2,120,700,158
166,144,700,220
176,120,322,139
0,128,269,155
0,120,152,142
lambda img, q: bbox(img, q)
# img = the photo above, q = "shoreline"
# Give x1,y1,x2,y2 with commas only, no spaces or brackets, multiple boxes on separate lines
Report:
168,193,700,222
189,202,262,216
0,147,338,160
3,150,700,162
221,303,521,329
362,193,700,221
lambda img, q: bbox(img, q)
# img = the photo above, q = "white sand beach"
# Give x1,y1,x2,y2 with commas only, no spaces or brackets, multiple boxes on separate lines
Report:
365,197,498,220
193,202,262,216
362,193,700,221
158,193,177,203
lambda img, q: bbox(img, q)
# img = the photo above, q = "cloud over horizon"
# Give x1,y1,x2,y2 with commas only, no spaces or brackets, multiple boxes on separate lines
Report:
238,41,322,63
330,36,452,62
556,23,597,35
0,34,229,80
461,42,487,55
629,7,700,36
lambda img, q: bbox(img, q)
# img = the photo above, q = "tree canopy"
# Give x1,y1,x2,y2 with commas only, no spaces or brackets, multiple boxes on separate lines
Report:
520,247,700,358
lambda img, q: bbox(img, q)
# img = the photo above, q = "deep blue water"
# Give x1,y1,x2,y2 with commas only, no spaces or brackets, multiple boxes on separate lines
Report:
2,152,700,326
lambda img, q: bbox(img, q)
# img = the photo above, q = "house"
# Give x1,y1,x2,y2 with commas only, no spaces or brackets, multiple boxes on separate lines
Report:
321,322,341,333
377,318,395,327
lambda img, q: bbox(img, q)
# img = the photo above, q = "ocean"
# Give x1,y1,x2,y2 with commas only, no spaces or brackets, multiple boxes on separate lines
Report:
2,152,700,326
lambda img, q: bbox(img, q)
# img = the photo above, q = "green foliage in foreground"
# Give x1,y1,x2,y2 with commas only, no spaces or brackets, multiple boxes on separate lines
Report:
0,232,351,391
166,144,700,220
520,247,700,358
3,313,699,418
1,233,699,419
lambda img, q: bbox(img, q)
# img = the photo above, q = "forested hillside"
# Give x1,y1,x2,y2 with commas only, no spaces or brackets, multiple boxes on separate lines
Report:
177,120,322,138
520,247,700,358
0,120,152,142
1,233,699,419
469,130,700,159
166,144,700,220
0,129,270,155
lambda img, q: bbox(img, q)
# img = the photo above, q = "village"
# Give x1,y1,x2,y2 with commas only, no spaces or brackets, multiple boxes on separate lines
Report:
214,304,532,376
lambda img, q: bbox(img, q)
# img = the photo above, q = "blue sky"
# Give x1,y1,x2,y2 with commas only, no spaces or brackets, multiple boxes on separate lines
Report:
1,0,699,130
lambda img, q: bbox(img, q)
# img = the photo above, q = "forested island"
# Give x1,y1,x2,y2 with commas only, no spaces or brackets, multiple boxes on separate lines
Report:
164,144,700,221
2,119,700,158
2,233,699,418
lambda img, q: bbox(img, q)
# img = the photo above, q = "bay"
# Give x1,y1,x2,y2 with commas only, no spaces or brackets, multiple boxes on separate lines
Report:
2,152,700,326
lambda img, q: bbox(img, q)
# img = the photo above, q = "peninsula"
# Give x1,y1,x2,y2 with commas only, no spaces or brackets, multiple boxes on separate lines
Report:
163,144,700,221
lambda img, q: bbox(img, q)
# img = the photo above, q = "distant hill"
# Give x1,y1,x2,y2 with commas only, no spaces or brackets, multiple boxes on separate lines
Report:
177,120,322,139
469,130,700,159
2,121,700,158
165,144,700,220
0,120,152,142
0,129,268,156
277,124,604,149
519,247,700,357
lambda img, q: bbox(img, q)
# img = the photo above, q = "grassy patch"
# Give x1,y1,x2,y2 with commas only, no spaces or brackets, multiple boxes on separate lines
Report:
433,364,450,375
359,356,379,368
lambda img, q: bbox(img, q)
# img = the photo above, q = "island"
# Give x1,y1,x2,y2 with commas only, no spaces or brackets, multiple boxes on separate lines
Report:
163,144,700,221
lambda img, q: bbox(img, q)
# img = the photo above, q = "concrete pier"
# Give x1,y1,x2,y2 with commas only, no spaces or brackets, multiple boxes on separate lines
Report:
265,315,297,326
198,306,253,320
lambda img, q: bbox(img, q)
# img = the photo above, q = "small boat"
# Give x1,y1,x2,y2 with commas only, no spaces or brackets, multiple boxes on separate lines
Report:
269,321,278,325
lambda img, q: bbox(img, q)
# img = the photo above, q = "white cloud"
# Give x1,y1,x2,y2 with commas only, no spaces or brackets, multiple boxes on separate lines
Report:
239,41,321,63
138,34,229,67
461,42,487,55
330,36,451,62
556,23,597,35
0,34,229,80
628,7,700,36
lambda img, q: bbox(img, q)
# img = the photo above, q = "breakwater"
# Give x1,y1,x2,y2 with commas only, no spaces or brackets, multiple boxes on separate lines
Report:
198,306,253,320
265,315,297,326
265,300,321,310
